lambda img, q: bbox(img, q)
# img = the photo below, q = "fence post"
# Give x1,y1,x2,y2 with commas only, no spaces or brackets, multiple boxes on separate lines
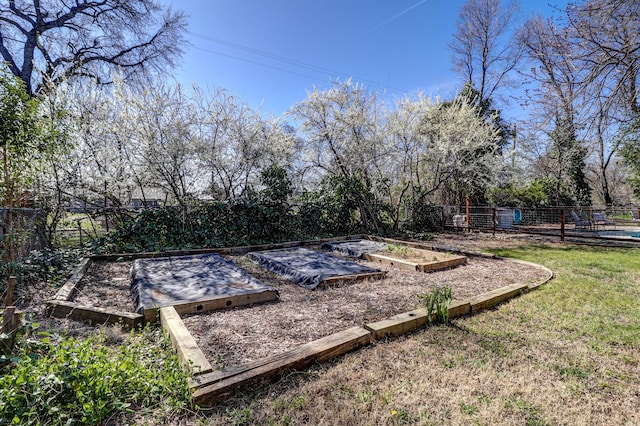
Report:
1,306,18,350
77,221,83,247
4,276,16,306
466,196,470,232
560,208,565,242
440,206,445,229
492,208,496,235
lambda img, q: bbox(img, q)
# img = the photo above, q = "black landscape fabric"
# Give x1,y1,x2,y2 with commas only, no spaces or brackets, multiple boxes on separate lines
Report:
131,253,276,313
321,240,389,258
246,247,382,290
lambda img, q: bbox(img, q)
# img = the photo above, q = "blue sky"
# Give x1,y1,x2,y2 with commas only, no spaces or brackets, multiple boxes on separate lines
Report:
162,1,569,119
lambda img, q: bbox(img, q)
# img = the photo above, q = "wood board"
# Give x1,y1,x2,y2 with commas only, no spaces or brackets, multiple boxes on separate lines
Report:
142,289,279,322
160,307,212,375
191,326,371,407
53,257,92,301
45,300,144,329
362,248,467,273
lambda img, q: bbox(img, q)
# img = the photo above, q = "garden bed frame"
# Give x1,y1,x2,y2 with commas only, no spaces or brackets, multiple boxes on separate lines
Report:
45,235,554,407
362,249,467,272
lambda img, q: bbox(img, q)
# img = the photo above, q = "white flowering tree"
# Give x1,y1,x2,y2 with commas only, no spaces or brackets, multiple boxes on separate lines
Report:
381,94,503,227
45,78,296,212
192,87,296,200
128,84,203,207
378,94,431,229
42,78,201,213
417,96,503,205
290,79,385,231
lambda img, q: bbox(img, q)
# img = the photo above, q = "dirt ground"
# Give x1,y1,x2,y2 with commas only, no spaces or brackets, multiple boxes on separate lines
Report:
57,233,551,368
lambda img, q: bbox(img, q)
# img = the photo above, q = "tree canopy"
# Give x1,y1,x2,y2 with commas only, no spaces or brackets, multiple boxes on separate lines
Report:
0,0,187,96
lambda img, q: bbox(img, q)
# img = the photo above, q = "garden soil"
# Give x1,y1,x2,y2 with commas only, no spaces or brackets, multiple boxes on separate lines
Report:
68,233,550,367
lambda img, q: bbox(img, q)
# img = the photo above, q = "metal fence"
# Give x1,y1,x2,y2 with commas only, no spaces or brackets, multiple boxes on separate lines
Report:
437,205,640,243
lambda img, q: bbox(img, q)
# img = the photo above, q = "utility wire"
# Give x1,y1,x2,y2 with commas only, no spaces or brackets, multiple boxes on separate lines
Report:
187,30,406,95
191,45,333,84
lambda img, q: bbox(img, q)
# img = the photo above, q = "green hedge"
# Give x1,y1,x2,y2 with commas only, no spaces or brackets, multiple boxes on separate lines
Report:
100,197,362,253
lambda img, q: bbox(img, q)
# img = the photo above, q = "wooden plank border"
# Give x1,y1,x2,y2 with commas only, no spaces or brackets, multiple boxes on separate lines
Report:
362,251,467,273
52,257,91,301
160,306,213,375
143,289,280,323
468,283,529,313
45,300,144,329
320,270,387,286
364,300,471,339
191,326,371,407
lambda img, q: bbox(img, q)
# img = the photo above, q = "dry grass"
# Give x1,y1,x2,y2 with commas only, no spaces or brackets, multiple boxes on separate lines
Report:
164,233,639,426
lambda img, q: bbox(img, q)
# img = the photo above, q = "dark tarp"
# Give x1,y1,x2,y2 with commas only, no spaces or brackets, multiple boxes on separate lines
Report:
131,253,276,313
321,240,388,258
246,247,382,290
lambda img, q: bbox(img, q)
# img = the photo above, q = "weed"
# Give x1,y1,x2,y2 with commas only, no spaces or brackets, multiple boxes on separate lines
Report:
442,359,457,368
552,363,590,380
356,389,374,405
225,406,253,426
215,353,224,369
290,395,307,410
387,243,411,258
272,394,307,412
505,398,547,426
477,393,492,405
460,402,478,415
381,389,394,404
390,408,413,425
419,285,453,325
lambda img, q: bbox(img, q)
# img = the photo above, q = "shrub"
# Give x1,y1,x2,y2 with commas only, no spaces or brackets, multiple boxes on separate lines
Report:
0,247,85,296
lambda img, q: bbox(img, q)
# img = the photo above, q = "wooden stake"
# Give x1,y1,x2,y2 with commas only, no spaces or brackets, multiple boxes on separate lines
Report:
4,276,16,307
2,306,16,332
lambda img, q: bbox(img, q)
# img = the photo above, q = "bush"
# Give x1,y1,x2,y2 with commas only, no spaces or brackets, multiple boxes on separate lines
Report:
0,247,85,296
0,327,191,425
487,178,576,207
100,194,366,254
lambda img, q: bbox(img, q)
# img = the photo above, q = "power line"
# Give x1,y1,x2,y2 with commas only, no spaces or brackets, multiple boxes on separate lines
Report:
190,45,332,84
187,30,406,95
189,31,336,76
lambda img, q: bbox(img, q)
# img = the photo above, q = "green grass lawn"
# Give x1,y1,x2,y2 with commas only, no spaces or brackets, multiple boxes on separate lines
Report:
180,243,639,425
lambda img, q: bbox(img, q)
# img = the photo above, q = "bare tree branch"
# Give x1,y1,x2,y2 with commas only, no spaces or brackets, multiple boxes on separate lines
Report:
0,0,187,96
449,0,522,103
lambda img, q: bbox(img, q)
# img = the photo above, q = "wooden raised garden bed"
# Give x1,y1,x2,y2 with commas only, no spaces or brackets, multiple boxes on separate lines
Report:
362,246,467,272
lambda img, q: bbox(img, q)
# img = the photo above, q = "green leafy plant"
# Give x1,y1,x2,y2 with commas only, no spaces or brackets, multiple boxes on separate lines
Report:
419,285,453,325
0,327,191,425
386,244,411,258
0,246,85,300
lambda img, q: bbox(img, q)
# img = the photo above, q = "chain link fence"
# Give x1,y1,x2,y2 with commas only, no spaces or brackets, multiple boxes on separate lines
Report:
434,205,640,243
